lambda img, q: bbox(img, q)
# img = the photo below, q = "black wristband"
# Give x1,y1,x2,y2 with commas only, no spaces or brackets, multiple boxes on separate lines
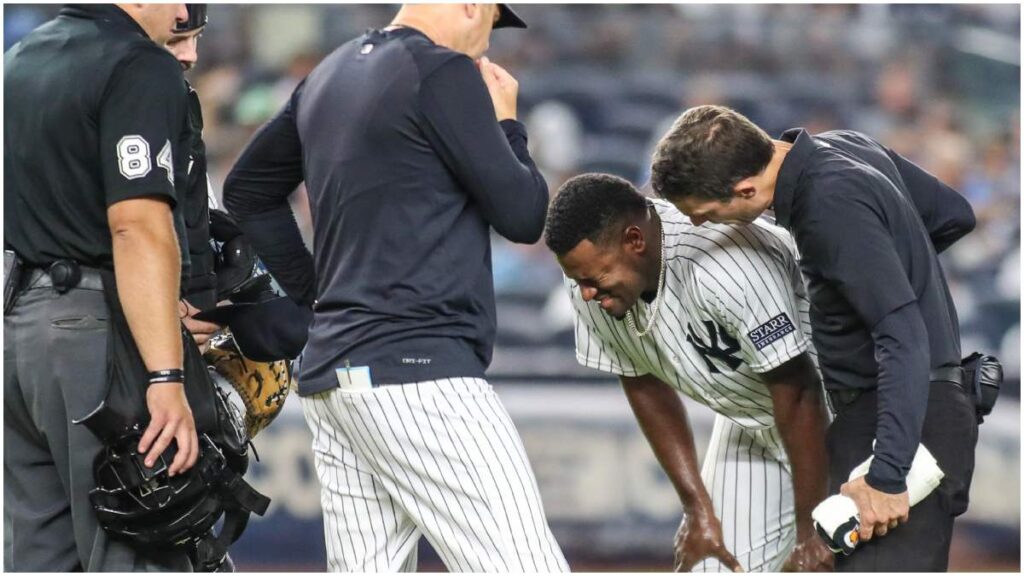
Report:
148,369,184,385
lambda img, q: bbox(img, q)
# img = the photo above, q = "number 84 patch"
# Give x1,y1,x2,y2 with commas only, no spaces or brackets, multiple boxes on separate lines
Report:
116,135,173,184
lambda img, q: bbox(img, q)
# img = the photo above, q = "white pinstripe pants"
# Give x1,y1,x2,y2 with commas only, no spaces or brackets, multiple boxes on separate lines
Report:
300,377,569,573
692,416,796,573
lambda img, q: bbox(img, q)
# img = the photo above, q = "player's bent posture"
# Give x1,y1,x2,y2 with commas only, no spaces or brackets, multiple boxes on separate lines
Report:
223,4,567,573
544,174,833,572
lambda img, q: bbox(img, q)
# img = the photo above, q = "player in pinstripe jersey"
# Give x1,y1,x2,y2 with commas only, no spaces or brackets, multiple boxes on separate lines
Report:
544,173,834,572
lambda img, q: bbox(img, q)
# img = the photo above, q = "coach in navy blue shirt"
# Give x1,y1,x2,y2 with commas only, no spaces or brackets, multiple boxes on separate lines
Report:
649,105,977,572
224,6,545,393
223,5,568,572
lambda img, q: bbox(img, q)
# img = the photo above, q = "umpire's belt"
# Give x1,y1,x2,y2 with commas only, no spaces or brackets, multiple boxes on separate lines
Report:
24,260,104,293
828,367,965,410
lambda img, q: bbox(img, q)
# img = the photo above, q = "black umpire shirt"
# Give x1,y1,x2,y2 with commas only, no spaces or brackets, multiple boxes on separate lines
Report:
224,27,549,394
5,5,190,270
773,128,975,492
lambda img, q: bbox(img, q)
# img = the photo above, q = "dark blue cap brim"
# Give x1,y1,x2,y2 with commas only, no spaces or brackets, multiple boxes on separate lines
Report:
495,4,527,29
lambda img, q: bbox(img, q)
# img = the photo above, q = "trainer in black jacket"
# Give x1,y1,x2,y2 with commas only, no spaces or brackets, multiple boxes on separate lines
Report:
649,104,977,572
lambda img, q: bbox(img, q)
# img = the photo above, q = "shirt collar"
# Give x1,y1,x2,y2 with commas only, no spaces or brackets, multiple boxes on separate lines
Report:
59,4,151,40
773,127,817,229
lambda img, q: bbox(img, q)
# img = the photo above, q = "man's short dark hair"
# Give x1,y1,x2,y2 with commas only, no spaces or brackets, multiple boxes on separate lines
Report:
650,105,774,202
544,173,648,256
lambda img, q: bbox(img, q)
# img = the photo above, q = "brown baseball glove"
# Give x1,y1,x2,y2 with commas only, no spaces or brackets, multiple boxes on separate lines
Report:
203,332,294,438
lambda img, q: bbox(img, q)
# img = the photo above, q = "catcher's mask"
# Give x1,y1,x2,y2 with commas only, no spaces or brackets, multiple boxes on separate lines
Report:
83,388,269,569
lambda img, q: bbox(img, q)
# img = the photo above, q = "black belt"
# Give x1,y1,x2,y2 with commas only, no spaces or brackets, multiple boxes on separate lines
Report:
827,367,966,410
930,365,964,386
24,261,104,292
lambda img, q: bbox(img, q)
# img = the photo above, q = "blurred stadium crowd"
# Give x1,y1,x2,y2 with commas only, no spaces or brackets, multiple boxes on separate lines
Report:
5,4,1020,388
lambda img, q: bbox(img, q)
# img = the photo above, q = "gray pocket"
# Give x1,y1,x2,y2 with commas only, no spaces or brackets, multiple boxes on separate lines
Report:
51,315,107,330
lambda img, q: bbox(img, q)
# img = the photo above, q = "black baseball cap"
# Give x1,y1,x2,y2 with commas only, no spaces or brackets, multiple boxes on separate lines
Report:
174,4,207,33
495,4,527,29
194,296,313,362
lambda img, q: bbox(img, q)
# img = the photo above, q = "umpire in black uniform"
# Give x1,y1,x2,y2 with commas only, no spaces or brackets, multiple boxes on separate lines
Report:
648,105,978,571
4,4,198,570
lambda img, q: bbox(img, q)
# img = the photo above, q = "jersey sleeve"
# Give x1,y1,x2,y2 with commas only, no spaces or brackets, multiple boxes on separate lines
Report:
564,276,645,377
99,45,188,207
700,227,811,373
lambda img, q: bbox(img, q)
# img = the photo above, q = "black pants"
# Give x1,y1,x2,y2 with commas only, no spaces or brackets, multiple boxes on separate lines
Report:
826,382,978,572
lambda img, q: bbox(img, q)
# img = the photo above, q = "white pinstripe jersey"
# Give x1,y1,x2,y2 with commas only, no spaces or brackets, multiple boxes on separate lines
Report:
568,199,817,430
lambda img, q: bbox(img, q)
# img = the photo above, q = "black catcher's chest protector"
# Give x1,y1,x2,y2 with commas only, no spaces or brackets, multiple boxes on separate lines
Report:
183,84,217,311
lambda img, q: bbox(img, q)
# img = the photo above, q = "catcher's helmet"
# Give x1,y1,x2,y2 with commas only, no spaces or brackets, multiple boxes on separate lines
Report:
214,235,269,302
175,4,208,33
208,208,278,304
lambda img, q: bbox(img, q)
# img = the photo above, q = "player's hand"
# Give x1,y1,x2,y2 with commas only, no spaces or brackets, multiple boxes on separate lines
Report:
840,475,909,541
139,382,198,476
477,56,518,121
674,507,743,572
179,298,222,353
781,537,834,572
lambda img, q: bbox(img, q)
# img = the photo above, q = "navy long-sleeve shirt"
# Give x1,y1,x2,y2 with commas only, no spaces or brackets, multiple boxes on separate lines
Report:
224,26,549,394
773,129,975,493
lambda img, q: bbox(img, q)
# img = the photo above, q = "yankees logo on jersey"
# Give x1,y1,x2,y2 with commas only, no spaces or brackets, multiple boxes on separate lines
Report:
686,320,742,374
566,199,820,572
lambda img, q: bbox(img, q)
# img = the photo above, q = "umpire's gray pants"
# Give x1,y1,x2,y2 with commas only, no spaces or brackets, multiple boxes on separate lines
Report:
4,276,191,571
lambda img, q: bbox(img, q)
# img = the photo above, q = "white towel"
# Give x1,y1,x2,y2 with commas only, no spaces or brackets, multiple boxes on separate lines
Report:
847,443,944,506
812,443,944,554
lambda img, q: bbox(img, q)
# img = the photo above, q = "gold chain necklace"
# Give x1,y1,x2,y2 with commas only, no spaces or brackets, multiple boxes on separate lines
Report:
625,214,665,338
